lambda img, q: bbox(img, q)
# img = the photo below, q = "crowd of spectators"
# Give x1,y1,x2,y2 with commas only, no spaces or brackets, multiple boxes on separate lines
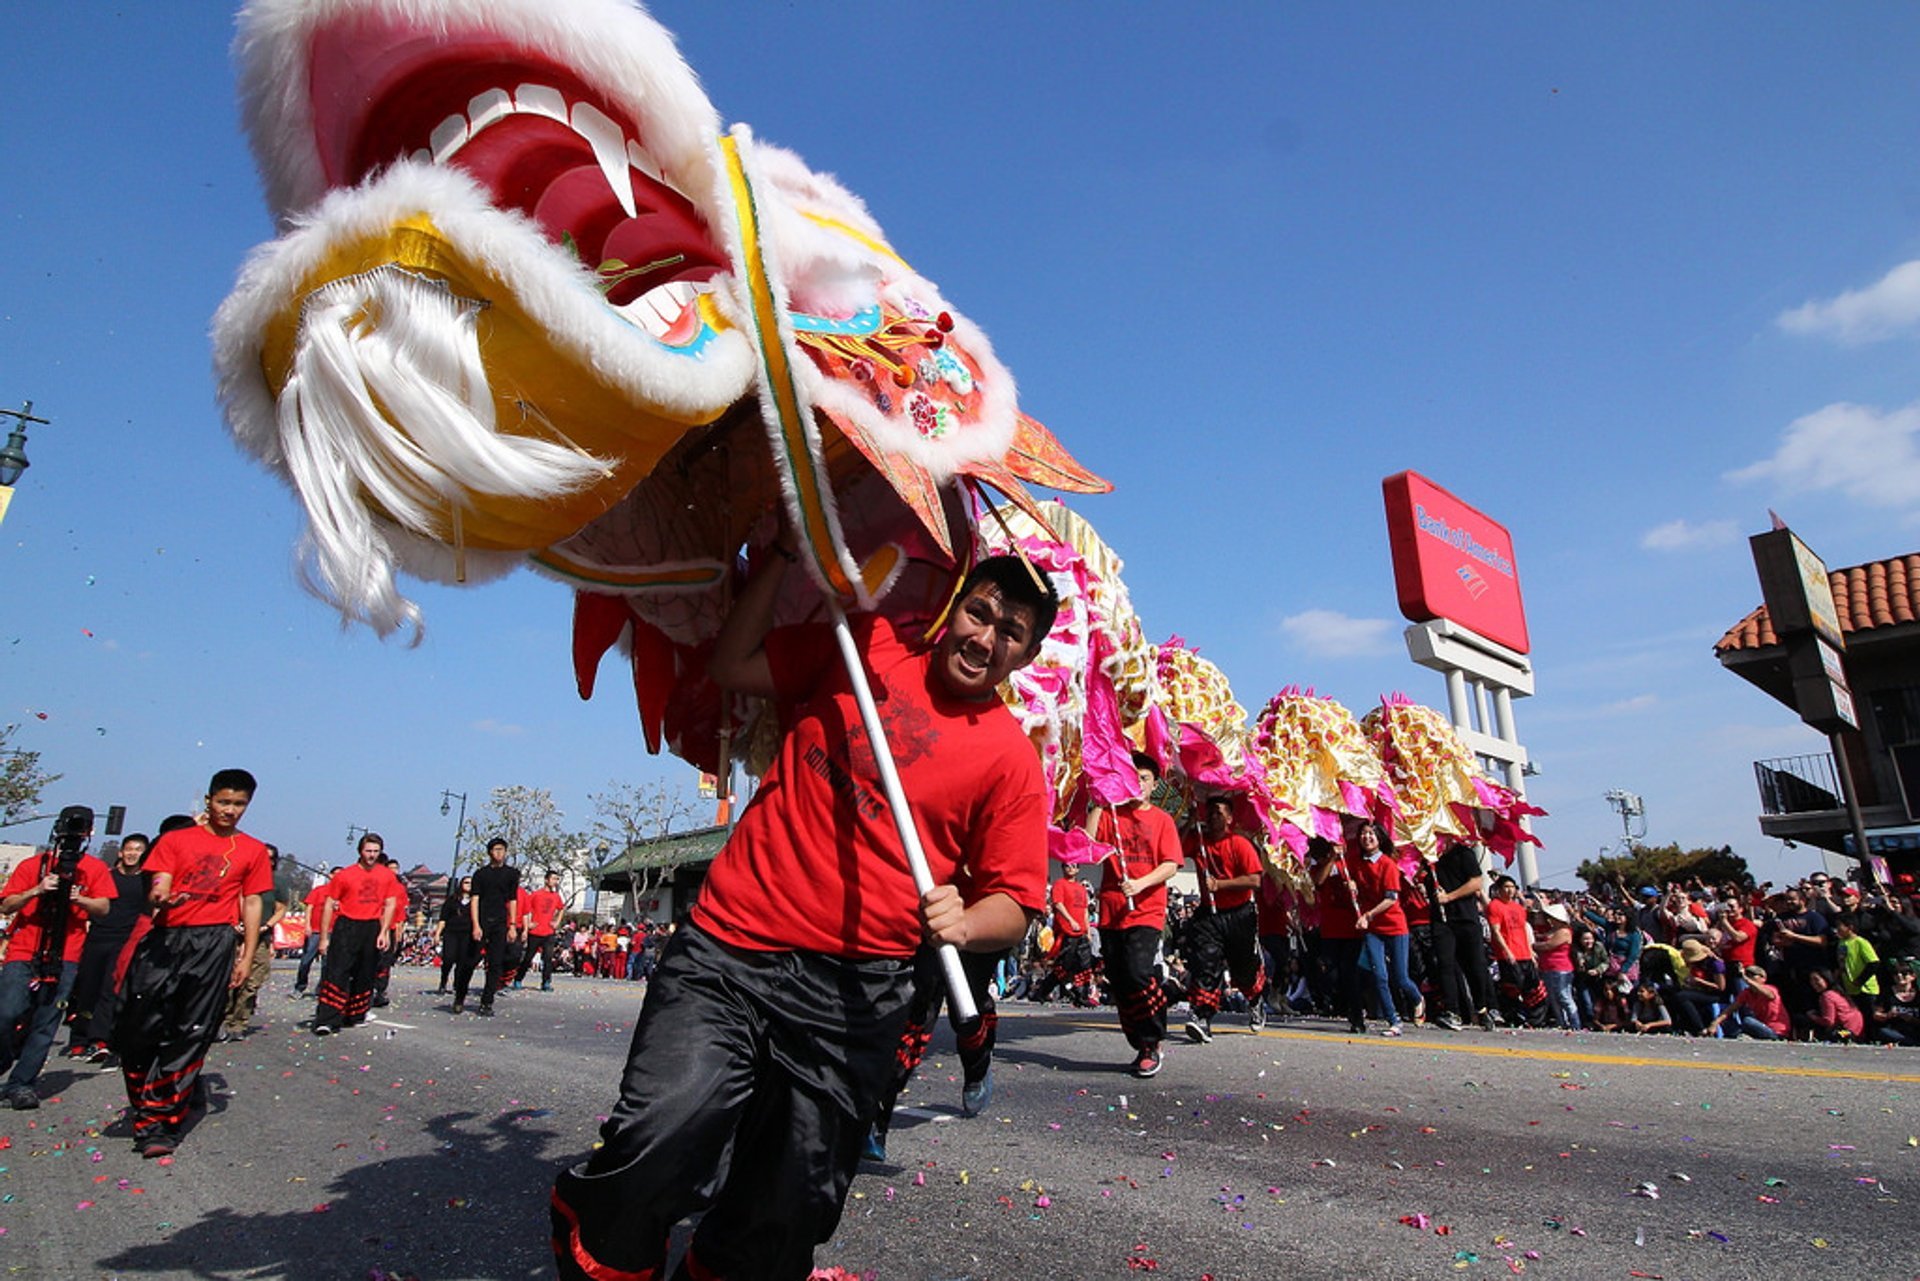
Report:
1003,865,1920,1047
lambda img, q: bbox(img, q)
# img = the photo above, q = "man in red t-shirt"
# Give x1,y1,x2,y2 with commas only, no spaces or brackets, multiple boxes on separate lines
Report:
524,871,567,991
1485,875,1544,1028
1182,795,1268,1044
1091,752,1184,1077
312,834,401,1034
0,807,115,1108
115,769,272,1156
1035,864,1095,1006
509,882,538,989
552,551,1054,1281
292,869,337,996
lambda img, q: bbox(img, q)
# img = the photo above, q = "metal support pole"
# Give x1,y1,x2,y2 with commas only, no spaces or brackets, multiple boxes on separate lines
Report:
1444,668,1470,732
1828,731,1881,888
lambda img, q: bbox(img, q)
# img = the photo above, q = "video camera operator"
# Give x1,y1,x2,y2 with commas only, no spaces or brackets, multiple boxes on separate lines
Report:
0,806,115,1108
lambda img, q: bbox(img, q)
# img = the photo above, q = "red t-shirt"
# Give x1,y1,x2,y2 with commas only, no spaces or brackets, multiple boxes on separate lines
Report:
326,863,403,922
1094,802,1182,930
1486,896,1530,961
528,888,565,937
1361,856,1409,936
1315,860,1363,941
694,615,1048,958
1724,914,1759,967
1049,877,1090,938
145,826,273,928
2,853,116,964
1190,831,1262,911
304,881,333,915
1255,876,1290,935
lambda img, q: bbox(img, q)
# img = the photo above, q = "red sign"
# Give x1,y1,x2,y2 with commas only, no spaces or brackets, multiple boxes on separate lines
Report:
1383,471,1529,654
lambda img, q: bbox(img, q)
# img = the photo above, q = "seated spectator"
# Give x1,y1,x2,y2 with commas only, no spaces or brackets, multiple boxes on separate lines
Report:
1833,915,1881,1024
1670,938,1728,1036
1804,969,1864,1042
1590,977,1631,1032
1627,981,1673,1034
1707,965,1789,1040
1870,963,1920,1046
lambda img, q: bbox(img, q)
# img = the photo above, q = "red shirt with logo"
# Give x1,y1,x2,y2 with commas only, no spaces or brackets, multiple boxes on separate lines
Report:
1094,802,1182,931
528,888,565,937
1048,876,1091,938
326,863,403,922
2,853,116,964
694,615,1048,958
145,826,273,928
1190,831,1262,912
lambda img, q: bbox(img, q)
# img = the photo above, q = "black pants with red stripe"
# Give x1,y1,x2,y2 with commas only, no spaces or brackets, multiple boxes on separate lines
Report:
314,918,381,1031
551,924,912,1281
1184,903,1265,1018
1100,925,1168,1052
112,924,235,1146
873,946,1000,1138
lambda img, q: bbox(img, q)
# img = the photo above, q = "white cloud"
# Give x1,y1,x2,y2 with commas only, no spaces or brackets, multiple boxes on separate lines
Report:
1600,693,1658,715
1777,259,1920,343
1639,518,1740,552
1727,400,1920,510
1279,609,1395,658
471,718,524,737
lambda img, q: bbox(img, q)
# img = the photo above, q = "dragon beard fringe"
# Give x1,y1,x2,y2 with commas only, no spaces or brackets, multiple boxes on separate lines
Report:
277,265,609,640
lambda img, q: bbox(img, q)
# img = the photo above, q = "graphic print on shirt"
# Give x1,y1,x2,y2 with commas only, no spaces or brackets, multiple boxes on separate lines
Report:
173,843,234,902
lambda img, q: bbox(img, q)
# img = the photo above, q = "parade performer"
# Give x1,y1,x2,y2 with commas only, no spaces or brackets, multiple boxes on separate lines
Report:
1182,795,1268,1042
1089,752,1183,1077
550,548,1053,1280
435,875,475,996
467,839,520,1017
64,831,150,1063
115,770,271,1157
313,834,401,1035
866,938,1005,1162
0,807,115,1109
523,870,567,991
1351,820,1420,1035
291,867,335,998
1034,862,1096,1006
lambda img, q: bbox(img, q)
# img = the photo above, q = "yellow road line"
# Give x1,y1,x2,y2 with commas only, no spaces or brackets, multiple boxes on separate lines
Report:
1046,1016,1920,1084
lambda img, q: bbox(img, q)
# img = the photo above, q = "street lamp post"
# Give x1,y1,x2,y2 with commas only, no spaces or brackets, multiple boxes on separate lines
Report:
0,401,49,529
439,789,468,889
346,823,370,847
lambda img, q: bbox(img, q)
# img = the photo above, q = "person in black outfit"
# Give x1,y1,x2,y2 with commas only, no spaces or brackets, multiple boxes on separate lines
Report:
467,839,520,1017
1433,842,1496,1030
436,876,475,996
66,834,154,1063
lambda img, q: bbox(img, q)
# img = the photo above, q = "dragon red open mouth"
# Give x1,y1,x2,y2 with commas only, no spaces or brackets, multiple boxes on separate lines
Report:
308,13,725,339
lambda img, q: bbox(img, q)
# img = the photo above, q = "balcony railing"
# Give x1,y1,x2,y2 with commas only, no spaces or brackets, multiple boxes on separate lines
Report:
1754,753,1841,816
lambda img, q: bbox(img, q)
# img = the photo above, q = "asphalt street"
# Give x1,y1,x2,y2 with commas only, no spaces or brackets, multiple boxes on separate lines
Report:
1,964,1916,1280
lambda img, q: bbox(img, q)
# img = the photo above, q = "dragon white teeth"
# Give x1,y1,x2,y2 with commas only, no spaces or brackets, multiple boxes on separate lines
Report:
467,88,512,134
625,139,663,185
430,114,469,163
514,83,567,122
572,102,638,219
613,282,696,342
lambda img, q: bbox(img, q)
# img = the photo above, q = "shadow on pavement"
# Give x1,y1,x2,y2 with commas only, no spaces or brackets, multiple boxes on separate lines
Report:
94,1107,564,1281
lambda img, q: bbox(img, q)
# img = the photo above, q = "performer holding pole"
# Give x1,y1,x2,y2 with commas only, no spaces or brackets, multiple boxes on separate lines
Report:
551,538,1055,1281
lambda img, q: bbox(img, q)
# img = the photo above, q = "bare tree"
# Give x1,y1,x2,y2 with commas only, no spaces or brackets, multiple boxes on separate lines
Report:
1,724,61,827
459,785,578,878
588,779,700,899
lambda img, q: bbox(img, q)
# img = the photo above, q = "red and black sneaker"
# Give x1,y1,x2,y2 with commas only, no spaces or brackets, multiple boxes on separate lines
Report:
1132,1046,1162,1078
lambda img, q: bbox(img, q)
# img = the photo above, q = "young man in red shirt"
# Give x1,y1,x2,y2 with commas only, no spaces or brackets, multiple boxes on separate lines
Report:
312,834,401,1035
1091,753,1184,1077
1182,795,1268,1043
1037,862,1095,1006
0,807,116,1109
551,550,1055,1281
292,867,337,997
525,871,567,991
115,769,272,1156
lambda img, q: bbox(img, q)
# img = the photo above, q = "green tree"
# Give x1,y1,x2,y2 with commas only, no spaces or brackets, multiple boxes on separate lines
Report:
1,723,61,827
1578,842,1751,893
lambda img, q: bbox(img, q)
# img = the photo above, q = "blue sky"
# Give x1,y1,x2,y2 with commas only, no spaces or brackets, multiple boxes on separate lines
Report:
5,3,1919,885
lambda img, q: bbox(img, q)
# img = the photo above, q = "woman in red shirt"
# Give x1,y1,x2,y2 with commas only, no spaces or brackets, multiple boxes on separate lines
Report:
1310,838,1369,1035
1353,822,1420,1036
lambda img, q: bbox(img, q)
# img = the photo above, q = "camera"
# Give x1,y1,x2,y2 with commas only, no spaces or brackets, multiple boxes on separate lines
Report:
47,805,93,883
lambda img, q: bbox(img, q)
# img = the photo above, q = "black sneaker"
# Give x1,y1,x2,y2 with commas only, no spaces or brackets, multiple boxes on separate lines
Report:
477,1005,495,1017
451,1000,466,1014
1249,1003,1268,1033
1185,1017,1213,1044
8,1086,40,1111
